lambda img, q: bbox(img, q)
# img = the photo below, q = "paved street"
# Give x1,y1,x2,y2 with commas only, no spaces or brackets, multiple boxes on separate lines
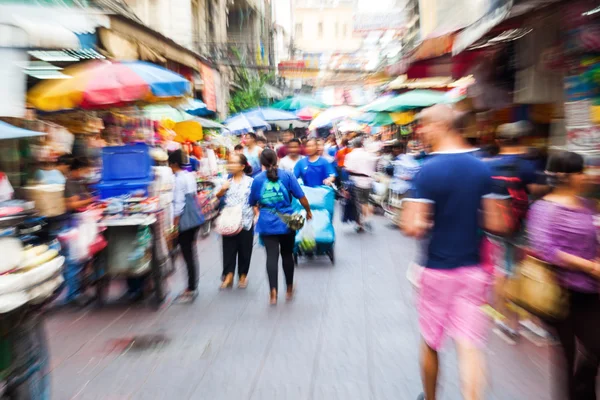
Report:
46,215,554,400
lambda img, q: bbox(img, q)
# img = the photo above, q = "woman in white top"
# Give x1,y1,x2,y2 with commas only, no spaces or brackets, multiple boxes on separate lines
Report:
216,153,256,289
169,150,201,302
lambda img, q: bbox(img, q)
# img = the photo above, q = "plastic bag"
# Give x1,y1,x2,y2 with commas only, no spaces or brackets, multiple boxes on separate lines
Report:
297,222,317,253
128,226,152,264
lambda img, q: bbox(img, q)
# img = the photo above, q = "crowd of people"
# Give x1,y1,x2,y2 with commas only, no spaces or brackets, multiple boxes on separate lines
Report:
154,106,598,399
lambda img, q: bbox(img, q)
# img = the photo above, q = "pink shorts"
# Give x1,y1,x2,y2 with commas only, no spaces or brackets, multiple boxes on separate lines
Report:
418,266,492,351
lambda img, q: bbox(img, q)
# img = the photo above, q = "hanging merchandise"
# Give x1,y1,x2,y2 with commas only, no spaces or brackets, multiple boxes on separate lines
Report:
560,2,600,152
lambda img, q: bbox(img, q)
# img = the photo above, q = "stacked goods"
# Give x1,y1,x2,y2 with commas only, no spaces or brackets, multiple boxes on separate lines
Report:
22,185,66,217
0,238,65,313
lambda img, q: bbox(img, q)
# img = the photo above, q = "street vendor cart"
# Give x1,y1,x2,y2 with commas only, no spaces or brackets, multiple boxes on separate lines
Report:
96,210,171,310
92,144,172,310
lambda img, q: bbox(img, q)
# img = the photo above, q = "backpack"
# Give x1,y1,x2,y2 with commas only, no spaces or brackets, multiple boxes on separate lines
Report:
490,158,529,234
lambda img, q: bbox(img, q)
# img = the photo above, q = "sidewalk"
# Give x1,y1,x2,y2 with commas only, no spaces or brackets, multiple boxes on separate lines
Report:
46,217,554,400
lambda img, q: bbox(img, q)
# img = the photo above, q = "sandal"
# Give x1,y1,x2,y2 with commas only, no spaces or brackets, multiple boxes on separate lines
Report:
286,285,295,301
175,290,198,304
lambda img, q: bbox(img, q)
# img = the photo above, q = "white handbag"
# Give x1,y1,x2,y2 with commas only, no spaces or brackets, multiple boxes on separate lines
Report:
214,204,243,236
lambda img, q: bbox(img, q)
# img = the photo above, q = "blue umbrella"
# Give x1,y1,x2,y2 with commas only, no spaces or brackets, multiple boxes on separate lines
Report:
0,121,45,140
181,99,215,117
240,107,299,122
224,114,271,135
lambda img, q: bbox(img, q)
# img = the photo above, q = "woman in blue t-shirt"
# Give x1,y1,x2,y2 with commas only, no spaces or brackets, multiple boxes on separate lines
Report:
249,149,312,305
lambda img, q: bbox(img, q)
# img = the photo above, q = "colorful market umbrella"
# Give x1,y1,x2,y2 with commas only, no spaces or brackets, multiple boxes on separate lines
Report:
296,106,322,121
272,96,327,112
362,90,446,113
0,121,45,140
143,105,194,123
181,99,215,117
225,114,270,135
28,60,191,112
309,106,360,129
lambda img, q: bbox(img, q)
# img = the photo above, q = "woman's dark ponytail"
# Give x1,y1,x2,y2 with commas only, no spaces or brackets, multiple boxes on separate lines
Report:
260,149,279,182
237,154,253,175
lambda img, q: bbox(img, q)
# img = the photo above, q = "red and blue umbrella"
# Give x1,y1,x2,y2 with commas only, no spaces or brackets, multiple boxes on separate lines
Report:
28,60,191,112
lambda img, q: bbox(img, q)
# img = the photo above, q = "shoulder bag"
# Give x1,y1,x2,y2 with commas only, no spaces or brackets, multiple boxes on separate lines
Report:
505,254,569,321
179,192,205,232
214,205,243,236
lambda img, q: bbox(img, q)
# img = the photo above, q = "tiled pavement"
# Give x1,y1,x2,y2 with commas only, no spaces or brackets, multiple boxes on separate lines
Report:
46,216,555,400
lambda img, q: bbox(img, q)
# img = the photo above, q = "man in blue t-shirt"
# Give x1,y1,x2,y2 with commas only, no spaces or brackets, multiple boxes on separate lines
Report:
293,138,336,187
402,104,501,400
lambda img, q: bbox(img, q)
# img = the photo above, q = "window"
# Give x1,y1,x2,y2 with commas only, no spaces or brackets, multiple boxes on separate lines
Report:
335,22,339,38
318,22,323,38
295,23,303,38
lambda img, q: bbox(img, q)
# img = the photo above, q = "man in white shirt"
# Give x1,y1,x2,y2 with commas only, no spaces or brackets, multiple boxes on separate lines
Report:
344,137,378,232
278,138,303,172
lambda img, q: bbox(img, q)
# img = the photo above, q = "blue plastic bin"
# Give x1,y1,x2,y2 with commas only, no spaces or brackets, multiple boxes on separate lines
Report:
96,180,152,199
102,144,152,182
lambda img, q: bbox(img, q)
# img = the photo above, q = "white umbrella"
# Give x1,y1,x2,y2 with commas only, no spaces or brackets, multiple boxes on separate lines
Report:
309,106,360,129
338,120,364,133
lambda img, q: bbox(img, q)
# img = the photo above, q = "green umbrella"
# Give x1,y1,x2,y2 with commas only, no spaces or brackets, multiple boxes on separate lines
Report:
355,112,395,127
272,95,327,112
363,90,447,113
143,105,194,123
370,112,396,127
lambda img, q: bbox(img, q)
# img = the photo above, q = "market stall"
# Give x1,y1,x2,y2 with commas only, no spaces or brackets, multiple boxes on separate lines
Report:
0,124,65,398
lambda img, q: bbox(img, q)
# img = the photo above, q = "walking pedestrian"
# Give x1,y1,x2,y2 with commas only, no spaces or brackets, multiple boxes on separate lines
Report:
216,153,256,289
293,138,336,187
169,149,201,303
402,104,505,400
277,131,294,159
527,151,600,400
243,133,263,178
249,149,312,305
278,138,303,173
483,121,550,344
344,136,377,232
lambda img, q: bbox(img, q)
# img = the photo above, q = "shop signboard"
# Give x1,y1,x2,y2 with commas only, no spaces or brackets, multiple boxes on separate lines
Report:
278,60,318,79
567,126,600,152
200,63,217,113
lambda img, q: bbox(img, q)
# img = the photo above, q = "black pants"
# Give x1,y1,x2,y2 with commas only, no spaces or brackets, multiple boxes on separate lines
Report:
548,290,600,400
222,227,254,277
179,227,199,291
262,232,296,291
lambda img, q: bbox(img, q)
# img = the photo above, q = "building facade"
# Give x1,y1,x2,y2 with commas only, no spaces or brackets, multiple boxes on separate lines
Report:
120,0,275,117
293,2,361,54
